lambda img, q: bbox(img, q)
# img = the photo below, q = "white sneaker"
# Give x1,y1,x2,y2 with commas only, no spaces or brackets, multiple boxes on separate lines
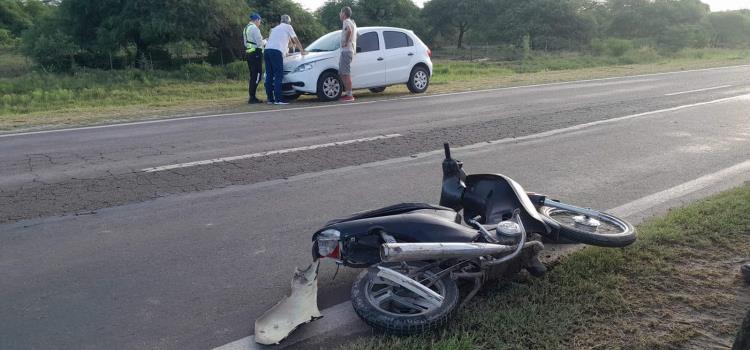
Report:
274,101,289,105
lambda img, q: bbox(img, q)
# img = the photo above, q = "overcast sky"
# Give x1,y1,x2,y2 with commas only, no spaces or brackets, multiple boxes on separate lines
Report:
294,0,750,12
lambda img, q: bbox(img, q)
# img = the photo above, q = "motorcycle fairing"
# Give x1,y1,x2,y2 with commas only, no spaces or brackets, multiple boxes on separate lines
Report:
314,205,480,266
321,208,478,243
462,174,552,235
254,260,322,345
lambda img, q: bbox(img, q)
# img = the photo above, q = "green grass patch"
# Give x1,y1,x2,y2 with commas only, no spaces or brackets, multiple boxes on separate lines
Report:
342,184,750,350
0,49,33,78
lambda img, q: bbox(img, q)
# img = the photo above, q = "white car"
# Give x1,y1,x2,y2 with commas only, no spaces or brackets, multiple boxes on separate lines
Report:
282,26,433,101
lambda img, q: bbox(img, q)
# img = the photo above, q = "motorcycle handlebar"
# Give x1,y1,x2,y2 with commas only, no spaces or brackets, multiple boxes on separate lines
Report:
443,143,451,160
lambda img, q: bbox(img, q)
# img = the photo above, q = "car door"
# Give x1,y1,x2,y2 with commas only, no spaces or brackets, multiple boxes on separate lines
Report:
383,30,416,84
350,30,386,89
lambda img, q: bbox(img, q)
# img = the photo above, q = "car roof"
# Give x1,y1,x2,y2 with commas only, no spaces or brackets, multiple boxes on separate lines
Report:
357,26,413,33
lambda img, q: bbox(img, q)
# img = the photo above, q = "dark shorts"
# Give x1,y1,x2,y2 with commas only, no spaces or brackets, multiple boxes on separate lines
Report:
339,51,353,75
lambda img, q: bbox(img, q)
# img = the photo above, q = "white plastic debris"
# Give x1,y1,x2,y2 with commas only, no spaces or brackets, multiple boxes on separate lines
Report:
254,260,322,345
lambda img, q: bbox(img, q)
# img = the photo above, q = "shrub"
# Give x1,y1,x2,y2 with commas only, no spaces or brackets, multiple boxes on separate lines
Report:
0,29,19,49
20,29,78,72
178,63,224,81
618,47,661,64
223,61,247,81
591,38,634,57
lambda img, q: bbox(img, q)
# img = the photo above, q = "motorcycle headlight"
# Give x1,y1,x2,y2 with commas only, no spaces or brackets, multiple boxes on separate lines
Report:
293,63,314,73
317,229,341,258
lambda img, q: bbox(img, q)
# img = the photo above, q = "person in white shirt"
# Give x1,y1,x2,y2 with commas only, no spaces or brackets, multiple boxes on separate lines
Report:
263,14,307,105
339,6,357,102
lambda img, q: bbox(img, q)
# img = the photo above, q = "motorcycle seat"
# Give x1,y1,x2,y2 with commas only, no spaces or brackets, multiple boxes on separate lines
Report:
324,202,458,226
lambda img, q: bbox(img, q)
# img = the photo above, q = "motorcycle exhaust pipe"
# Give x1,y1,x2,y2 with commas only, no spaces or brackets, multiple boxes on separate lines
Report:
380,242,516,262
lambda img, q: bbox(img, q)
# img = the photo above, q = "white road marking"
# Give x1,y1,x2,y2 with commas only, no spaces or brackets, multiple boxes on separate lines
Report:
455,93,750,151
2,64,749,139
167,93,750,201
212,157,750,350
664,84,733,96
608,160,750,218
140,134,402,173
144,93,746,174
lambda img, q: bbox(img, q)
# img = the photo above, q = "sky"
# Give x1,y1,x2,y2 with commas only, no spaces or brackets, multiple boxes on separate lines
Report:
294,0,750,12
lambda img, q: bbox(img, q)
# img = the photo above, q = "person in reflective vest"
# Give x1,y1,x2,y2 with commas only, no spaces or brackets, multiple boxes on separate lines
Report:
244,13,265,104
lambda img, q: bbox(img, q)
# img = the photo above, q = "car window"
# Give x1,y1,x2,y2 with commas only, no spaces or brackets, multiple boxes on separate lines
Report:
384,31,412,49
357,32,379,53
306,31,341,52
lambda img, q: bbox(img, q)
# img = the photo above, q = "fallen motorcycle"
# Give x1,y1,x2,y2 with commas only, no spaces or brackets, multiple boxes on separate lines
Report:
255,143,636,344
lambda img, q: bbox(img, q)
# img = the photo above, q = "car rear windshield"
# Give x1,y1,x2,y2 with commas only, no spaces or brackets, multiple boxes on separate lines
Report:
306,31,341,52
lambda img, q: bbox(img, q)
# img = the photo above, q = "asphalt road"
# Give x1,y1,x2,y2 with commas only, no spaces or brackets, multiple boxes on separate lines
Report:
1,65,750,349
1,65,749,223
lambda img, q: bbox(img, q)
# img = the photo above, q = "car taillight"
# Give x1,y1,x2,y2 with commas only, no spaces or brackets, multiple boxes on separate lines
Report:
317,229,341,259
427,48,432,57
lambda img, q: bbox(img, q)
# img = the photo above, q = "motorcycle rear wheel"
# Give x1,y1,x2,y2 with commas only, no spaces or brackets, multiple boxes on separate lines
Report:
351,262,459,335
540,206,636,247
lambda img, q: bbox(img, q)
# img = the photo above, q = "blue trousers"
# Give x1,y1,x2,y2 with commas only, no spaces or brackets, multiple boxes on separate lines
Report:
263,49,284,103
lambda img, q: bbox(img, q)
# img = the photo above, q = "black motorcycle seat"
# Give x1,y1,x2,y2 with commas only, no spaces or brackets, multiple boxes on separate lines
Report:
322,205,478,243
325,202,458,226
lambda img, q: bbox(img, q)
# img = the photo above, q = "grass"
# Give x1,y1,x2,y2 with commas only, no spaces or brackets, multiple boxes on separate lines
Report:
339,183,750,350
1,48,749,132
0,49,32,78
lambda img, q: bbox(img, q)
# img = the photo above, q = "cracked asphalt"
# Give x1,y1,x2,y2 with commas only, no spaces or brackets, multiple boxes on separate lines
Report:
2,65,749,224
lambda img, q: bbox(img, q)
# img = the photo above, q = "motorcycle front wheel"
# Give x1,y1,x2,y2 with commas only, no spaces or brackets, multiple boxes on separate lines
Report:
540,206,636,247
351,261,459,335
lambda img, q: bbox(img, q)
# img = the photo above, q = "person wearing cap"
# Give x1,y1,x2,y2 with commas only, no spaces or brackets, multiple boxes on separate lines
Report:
339,6,357,102
244,13,265,104
264,14,307,105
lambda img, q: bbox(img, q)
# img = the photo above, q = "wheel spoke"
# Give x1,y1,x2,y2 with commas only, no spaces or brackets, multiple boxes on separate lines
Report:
371,288,394,306
389,294,434,312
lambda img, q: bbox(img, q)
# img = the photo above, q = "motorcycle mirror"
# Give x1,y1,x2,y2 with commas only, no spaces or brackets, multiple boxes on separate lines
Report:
443,143,451,160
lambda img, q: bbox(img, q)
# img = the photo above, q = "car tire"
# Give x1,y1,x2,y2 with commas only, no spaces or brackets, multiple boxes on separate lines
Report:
316,71,343,101
407,65,430,94
369,87,386,93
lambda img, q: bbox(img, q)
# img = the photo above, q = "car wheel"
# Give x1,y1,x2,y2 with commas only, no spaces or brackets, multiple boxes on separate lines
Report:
369,87,386,93
407,66,430,94
316,71,342,101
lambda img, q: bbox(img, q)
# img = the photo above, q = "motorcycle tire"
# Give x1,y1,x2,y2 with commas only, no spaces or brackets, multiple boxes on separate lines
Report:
539,206,636,247
351,262,459,335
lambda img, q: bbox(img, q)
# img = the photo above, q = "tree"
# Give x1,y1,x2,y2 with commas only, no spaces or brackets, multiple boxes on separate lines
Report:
0,0,51,35
316,0,356,31
20,7,78,71
708,11,750,48
203,0,251,64
47,0,251,67
247,0,325,46
423,0,486,48
477,0,592,50
317,0,424,39
606,0,708,39
355,0,422,29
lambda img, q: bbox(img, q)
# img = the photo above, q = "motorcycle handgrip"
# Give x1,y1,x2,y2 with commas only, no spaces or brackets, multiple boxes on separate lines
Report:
443,143,451,160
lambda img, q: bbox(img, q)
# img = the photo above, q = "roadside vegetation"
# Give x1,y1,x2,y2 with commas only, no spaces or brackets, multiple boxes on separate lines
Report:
2,46,749,132
2,0,750,131
339,184,750,349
